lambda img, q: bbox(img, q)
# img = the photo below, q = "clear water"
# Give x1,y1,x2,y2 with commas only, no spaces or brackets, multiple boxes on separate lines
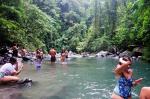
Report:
0,57,150,99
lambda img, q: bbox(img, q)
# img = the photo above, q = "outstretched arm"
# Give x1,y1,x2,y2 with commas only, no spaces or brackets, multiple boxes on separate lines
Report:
132,78,143,87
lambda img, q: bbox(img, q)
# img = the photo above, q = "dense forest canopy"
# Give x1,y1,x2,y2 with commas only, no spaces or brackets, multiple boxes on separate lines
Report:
0,0,150,61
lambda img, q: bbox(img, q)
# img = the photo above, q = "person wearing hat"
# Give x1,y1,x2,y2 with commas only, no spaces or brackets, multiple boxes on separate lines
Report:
111,56,143,99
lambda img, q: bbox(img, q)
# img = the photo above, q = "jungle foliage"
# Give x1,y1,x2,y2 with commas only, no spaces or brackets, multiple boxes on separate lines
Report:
0,0,150,61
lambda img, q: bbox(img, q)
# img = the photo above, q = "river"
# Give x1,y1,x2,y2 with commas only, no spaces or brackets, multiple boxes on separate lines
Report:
0,57,150,99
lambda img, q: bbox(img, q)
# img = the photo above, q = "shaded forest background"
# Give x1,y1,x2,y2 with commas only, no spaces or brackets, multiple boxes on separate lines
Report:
0,0,150,61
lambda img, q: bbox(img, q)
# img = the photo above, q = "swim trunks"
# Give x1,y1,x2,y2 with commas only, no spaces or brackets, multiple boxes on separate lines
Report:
51,56,56,62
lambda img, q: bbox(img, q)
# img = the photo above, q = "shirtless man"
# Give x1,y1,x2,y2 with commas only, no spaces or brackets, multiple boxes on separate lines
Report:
49,48,57,63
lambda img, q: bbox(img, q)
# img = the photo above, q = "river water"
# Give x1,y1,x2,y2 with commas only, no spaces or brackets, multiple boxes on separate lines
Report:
0,57,150,99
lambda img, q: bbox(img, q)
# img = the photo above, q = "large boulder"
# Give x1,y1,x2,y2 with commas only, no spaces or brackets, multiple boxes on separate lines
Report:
119,50,132,57
132,47,143,58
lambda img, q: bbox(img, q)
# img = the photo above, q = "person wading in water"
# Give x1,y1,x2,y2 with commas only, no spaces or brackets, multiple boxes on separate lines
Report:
49,48,57,64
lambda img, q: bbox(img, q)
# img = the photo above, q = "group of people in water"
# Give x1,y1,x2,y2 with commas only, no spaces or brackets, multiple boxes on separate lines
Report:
33,47,69,70
49,47,68,63
0,43,150,98
0,43,69,84
27,47,69,71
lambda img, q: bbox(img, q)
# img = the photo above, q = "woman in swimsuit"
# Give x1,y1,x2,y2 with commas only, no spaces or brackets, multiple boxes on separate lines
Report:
111,56,143,99
61,48,66,62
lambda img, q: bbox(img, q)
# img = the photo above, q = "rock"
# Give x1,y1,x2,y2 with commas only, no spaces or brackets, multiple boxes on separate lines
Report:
132,47,143,58
119,50,132,57
81,52,89,57
96,51,109,57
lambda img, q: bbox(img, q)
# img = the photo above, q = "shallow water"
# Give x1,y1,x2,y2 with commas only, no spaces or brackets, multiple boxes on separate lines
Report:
0,57,150,99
